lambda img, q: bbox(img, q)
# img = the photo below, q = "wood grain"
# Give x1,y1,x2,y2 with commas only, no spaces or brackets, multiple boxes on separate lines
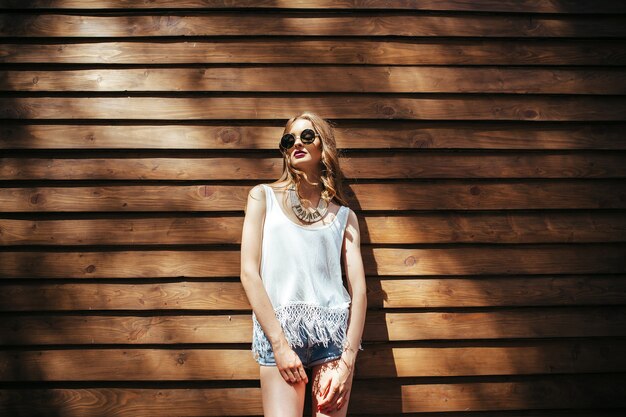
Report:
2,182,624,212
2,123,624,150
1,307,624,345
1,13,625,38
0,246,624,278
1,341,624,381
0,0,624,13
0,376,625,415
1,96,625,121
0,276,624,310
2,212,625,245
2,153,625,180
3,68,625,93
2,40,625,65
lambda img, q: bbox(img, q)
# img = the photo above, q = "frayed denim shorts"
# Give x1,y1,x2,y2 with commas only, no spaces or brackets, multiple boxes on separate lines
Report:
254,326,343,369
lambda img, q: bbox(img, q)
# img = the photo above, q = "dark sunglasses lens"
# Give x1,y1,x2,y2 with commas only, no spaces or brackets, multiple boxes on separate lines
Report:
301,129,316,142
280,133,295,149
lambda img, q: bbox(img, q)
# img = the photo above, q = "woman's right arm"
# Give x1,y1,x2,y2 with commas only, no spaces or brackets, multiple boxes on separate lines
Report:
239,185,308,384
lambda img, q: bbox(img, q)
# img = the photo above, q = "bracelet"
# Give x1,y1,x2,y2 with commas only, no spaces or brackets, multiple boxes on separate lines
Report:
342,341,357,354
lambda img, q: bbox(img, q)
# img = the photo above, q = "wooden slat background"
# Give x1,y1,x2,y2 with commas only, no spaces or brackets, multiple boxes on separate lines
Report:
0,1,625,416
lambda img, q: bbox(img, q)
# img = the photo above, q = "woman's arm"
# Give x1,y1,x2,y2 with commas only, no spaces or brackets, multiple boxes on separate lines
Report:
239,185,308,384
340,208,367,369
317,207,367,413
240,185,285,347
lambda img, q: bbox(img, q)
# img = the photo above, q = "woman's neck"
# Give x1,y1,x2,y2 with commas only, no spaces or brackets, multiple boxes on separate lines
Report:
292,169,323,201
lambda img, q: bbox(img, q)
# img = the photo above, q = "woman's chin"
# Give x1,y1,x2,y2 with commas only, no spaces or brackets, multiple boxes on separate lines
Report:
292,156,311,165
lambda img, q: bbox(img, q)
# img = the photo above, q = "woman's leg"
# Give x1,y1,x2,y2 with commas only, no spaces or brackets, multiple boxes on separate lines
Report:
260,364,306,417
311,359,354,417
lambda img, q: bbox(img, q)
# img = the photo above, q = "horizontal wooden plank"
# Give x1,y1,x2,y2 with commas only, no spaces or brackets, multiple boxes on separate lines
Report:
2,182,625,212
2,40,625,65
0,0,624,14
359,375,626,413
0,387,264,417
3,212,625,245
0,314,254,345
0,250,240,278
371,307,626,341
4,68,625,94
0,275,625,310
359,212,626,244
0,246,624,278
337,181,626,210
368,245,626,276
0,348,260,381
366,276,626,308
0,216,244,245
2,123,624,150
2,307,624,345
363,340,626,378
2,153,625,180
2,341,626,381
0,282,252,311
1,377,625,415
2,96,625,121
2,13,625,38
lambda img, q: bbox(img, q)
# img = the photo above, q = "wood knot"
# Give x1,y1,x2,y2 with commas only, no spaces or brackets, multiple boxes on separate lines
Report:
218,128,241,145
470,186,481,195
381,106,395,116
85,265,96,273
523,109,538,119
404,256,416,267
412,133,434,148
202,185,215,198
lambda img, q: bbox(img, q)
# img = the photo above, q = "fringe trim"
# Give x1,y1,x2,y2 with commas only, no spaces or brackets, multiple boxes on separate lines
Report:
251,302,363,360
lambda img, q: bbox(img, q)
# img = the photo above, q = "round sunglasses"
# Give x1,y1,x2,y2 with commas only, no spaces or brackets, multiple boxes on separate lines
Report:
280,128,320,150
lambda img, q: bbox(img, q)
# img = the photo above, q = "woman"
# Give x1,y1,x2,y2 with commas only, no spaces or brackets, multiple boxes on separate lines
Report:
240,111,367,416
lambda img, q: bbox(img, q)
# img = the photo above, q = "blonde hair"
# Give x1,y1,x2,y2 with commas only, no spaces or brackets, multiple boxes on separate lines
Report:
276,111,350,208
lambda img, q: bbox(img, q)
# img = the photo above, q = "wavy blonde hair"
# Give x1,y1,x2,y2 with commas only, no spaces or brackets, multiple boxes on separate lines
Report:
276,111,349,208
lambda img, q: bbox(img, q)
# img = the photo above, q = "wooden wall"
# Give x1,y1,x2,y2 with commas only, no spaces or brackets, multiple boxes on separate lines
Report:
1,1,626,415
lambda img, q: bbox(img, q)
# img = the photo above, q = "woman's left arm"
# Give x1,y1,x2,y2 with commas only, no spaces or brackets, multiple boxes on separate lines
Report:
317,208,367,413
340,208,367,369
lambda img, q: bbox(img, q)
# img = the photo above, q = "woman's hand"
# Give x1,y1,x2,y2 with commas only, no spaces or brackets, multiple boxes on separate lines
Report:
316,357,354,413
273,343,308,385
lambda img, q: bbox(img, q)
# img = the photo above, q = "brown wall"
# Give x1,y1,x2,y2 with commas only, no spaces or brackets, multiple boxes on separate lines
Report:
1,1,625,415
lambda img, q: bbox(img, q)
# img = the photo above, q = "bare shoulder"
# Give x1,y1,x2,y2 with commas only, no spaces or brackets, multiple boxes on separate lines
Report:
244,184,267,214
342,207,361,251
345,206,358,221
344,207,360,231
248,183,266,199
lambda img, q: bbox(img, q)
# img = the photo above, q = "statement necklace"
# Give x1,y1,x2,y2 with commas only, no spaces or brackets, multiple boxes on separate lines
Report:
288,185,329,223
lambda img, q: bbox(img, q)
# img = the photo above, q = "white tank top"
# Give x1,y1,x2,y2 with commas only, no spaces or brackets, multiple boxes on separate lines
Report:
251,183,352,356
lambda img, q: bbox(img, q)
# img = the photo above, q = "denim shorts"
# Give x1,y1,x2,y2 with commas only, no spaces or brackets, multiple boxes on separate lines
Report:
255,327,343,369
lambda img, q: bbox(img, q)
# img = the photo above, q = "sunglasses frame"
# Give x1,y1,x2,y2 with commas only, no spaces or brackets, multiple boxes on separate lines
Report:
279,128,320,150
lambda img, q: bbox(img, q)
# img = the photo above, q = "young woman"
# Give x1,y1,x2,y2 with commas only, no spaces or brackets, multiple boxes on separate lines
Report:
240,112,367,416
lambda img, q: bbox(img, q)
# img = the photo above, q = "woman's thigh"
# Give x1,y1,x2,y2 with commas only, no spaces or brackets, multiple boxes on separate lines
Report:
311,359,354,417
260,364,306,417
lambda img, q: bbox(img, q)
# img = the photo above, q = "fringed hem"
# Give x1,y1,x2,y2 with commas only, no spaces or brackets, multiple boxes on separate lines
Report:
251,302,363,359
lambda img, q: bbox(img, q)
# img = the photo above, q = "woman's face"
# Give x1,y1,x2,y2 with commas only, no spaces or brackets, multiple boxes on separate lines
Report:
284,118,323,168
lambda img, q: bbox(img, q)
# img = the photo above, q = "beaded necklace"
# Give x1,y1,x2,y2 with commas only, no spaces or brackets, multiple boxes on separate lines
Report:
287,185,329,223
